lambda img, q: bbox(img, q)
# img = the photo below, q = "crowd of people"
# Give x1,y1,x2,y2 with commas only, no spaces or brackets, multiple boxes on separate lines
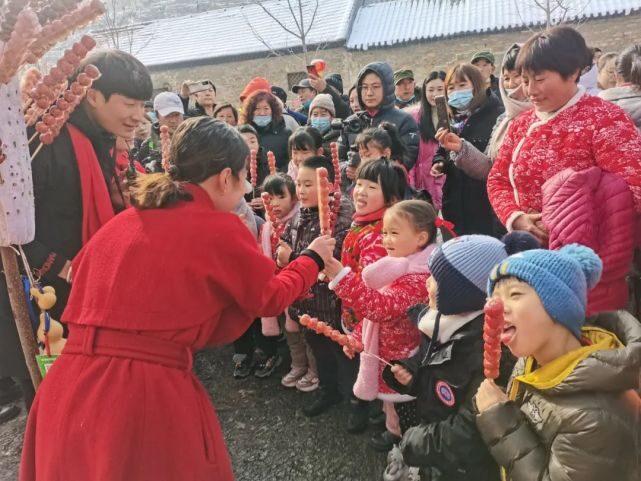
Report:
1,23,641,481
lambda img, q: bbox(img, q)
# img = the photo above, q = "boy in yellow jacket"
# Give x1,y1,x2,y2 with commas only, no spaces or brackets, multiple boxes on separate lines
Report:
475,244,641,481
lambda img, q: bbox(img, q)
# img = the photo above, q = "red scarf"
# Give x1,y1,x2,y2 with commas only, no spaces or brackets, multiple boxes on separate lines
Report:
67,124,115,245
353,207,386,224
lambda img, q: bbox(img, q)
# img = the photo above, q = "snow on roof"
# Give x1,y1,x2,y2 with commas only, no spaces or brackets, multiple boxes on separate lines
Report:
123,0,358,68
347,0,641,50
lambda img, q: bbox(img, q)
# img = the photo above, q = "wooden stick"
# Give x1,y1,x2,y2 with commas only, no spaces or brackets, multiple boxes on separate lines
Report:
361,351,393,367
31,141,44,159
0,247,41,389
28,131,38,144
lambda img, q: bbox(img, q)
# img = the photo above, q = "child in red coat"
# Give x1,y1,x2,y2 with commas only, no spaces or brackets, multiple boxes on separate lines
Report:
341,159,408,331
327,200,440,451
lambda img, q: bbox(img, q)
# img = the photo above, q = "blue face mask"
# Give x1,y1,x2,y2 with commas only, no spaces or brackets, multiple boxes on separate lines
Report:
303,99,313,109
253,115,272,127
447,89,474,111
311,117,331,133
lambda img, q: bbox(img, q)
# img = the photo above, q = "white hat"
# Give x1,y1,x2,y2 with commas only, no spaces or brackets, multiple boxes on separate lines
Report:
153,92,184,117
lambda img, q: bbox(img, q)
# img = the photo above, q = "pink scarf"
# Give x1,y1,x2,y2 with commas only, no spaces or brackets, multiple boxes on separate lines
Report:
353,244,436,400
260,202,301,336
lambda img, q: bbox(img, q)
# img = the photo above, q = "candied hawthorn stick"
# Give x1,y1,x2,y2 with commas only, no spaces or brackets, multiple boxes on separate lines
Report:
261,192,284,253
483,298,505,380
267,150,276,176
31,65,100,158
159,125,171,172
249,149,258,188
316,167,331,236
0,7,41,84
330,142,341,191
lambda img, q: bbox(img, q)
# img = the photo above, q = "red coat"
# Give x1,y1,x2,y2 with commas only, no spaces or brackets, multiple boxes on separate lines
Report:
339,218,387,330
488,93,641,227
20,184,320,481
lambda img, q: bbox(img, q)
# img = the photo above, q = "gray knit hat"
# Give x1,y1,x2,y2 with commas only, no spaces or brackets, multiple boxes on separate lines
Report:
309,93,335,117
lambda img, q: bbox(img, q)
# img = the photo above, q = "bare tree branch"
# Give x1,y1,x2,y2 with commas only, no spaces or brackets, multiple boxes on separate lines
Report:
253,0,300,39
241,8,283,57
304,0,319,37
246,0,321,66
286,0,302,36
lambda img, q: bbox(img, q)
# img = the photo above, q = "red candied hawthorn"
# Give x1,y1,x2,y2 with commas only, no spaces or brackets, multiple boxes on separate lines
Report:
80,35,97,50
83,64,101,80
76,73,92,87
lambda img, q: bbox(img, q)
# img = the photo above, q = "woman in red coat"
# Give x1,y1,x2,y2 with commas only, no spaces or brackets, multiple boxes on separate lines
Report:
19,117,335,481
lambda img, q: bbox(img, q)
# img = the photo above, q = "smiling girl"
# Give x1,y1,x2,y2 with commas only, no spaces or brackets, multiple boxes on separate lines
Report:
326,200,440,450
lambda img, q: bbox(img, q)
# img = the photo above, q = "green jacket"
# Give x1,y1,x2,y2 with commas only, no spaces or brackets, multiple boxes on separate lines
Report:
476,311,641,481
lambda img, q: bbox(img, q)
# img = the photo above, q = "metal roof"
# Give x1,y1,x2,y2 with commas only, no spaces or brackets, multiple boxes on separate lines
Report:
123,0,359,68
347,0,641,50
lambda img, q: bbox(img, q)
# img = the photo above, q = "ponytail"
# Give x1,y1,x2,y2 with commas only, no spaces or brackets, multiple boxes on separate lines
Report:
131,172,192,209
379,121,407,163
616,44,641,89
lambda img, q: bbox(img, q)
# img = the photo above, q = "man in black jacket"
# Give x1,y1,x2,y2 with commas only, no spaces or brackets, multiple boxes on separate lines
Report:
0,49,152,409
338,62,419,171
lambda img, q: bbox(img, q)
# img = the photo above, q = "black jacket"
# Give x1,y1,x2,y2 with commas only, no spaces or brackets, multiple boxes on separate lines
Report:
338,62,420,170
382,310,514,481
283,199,353,326
441,91,504,236
135,122,162,171
252,117,291,172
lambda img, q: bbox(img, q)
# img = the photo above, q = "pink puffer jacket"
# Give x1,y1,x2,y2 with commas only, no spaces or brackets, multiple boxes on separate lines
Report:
542,166,635,315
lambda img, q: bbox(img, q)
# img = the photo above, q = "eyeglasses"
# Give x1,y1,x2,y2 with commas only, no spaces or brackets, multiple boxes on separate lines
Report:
360,84,382,93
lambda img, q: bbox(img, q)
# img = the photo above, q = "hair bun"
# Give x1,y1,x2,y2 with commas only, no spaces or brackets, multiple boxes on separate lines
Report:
501,231,540,256
559,244,602,289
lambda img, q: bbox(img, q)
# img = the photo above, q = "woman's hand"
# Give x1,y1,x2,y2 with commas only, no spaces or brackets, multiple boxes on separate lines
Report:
436,128,463,152
431,162,445,177
276,241,293,267
249,197,264,211
343,344,356,359
323,257,344,280
512,212,549,245
475,379,509,413
307,235,336,266
391,364,413,386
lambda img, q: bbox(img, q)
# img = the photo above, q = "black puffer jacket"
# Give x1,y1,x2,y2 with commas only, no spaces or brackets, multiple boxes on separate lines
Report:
382,308,515,481
440,90,504,236
338,62,419,170
252,117,291,172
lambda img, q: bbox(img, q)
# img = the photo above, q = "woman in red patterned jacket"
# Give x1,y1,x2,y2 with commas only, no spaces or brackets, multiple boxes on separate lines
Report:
487,26,641,244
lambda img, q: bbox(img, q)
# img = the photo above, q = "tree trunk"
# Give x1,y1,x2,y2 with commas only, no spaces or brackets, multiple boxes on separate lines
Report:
1,247,41,389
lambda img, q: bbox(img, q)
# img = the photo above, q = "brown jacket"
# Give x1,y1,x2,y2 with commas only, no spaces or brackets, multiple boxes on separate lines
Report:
476,310,641,481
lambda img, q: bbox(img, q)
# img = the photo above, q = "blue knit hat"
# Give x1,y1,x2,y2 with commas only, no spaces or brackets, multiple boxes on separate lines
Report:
487,244,603,338
428,232,539,315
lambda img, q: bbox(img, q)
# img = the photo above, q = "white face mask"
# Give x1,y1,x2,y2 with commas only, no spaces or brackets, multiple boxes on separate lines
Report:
505,88,518,98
